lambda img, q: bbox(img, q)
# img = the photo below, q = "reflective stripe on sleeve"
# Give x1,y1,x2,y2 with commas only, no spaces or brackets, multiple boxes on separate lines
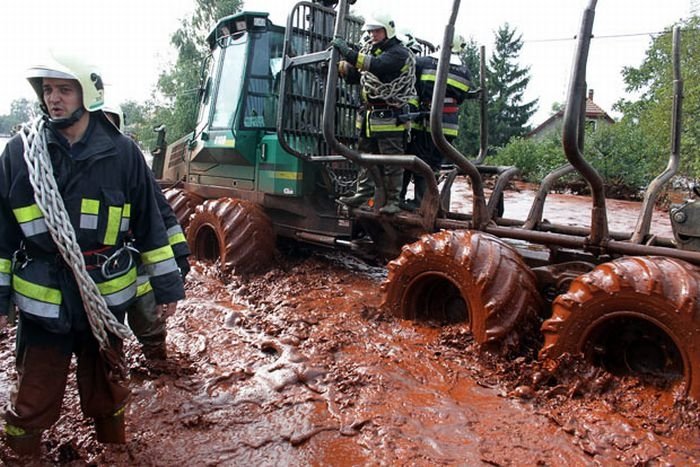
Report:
136,274,153,297
167,225,186,246
144,258,180,277
141,245,175,265
357,53,372,72
12,275,62,318
96,266,137,307
13,293,60,318
0,259,10,286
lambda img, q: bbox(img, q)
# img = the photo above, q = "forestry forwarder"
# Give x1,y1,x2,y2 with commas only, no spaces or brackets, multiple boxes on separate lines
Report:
154,0,700,400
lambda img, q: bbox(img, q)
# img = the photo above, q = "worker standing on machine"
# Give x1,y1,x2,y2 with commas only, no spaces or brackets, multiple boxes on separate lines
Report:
402,34,474,210
332,12,416,214
0,51,185,456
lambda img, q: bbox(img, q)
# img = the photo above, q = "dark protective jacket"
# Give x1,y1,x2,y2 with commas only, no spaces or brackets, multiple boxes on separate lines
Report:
413,54,474,137
343,37,413,137
0,114,185,333
134,180,190,298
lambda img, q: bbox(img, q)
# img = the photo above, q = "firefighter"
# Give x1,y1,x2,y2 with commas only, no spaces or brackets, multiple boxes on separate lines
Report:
332,12,416,214
0,51,185,456
402,34,474,210
103,103,191,360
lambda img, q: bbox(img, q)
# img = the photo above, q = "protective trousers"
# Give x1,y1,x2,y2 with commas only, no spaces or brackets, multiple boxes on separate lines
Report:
126,291,167,360
4,315,130,439
353,133,405,213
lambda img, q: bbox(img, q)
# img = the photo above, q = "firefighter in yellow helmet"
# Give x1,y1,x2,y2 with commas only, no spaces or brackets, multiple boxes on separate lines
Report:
331,12,416,214
0,51,185,456
103,100,191,361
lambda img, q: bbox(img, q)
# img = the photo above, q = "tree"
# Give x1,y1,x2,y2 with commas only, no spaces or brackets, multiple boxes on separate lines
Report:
486,23,538,149
152,0,243,146
615,15,700,178
0,98,37,134
455,39,482,158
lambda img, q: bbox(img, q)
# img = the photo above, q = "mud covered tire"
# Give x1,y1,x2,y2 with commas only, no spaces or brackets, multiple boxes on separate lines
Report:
186,197,275,275
381,230,542,349
540,256,700,400
163,188,204,231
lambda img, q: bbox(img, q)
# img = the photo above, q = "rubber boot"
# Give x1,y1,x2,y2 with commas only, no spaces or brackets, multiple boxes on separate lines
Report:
338,168,374,207
5,426,41,457
379,171,404,215
141,340,167,361
95,408,126,444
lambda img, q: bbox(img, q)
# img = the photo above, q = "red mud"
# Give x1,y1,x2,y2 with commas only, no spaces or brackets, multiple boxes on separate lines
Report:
0,184,698,466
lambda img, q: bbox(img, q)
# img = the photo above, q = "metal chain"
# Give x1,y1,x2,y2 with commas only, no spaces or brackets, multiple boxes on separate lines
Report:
360,43,417,107
18,117,131,350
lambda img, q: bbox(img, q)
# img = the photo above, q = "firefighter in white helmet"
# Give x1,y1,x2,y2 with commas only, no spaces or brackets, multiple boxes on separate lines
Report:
0,50,185,455
401,33,474,210
331,12,416,214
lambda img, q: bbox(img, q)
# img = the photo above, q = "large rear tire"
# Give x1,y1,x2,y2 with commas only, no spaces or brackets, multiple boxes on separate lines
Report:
163,188,204,231
381,230,542,349
186,197,275,275
540,256,700,400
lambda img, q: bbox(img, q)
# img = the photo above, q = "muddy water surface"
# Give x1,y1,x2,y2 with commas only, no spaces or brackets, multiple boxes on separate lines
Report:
0,186,699,466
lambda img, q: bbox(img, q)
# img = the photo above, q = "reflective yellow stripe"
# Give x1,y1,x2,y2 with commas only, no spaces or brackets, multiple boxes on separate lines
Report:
136,280,153,297
12,204,43,223
104,206,122,245
81,199,100,215
0,259,10,274
12,275,62,305
96,267,137,295
446,77,470,92
169,232,186,246
141,245,175,265
122,203,131,218
371,124,405,132
5,425,27,437
357,53,367,71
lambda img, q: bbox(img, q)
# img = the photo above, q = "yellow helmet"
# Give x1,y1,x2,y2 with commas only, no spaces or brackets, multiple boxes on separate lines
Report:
362,12,396,39
26,50,105,112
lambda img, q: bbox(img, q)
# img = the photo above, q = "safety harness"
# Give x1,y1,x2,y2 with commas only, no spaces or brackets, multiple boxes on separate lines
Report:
18,116,131,352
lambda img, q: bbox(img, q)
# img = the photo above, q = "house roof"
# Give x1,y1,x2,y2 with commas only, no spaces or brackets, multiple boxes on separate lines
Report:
527,94,614,137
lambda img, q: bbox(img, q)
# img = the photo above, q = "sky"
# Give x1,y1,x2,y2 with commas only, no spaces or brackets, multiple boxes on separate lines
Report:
0,0,693,126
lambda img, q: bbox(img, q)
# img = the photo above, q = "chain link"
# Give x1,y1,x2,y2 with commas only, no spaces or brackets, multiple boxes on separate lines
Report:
359,44,417,107
18,117,131,350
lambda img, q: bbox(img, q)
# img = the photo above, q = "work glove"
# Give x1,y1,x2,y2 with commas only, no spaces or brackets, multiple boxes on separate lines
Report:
331,37,351,57
338,60,354,77
176,256,191,281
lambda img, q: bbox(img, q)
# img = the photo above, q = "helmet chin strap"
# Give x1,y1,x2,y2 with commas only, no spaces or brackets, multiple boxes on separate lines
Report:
48,107,85,130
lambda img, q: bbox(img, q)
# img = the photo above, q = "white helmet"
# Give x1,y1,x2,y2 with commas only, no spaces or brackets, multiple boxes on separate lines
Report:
362,12,396,39
26,50,105,113
397,29,421,54
102,104,125,132
452,34,467,54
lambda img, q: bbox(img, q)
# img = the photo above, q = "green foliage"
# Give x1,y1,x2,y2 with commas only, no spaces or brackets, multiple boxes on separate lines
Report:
584,118,664,190
455,39,482,158
454,24,538,159
491,118,667,192
151,0,242,144
616,15,700,179
490,134,565,183
0,99,38,134
486,24,538,149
